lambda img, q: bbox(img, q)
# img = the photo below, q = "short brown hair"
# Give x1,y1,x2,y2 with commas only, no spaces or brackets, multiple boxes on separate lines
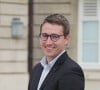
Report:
40,13,70,37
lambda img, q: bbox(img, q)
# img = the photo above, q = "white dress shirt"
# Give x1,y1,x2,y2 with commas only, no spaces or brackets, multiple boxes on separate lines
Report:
37,50,65,90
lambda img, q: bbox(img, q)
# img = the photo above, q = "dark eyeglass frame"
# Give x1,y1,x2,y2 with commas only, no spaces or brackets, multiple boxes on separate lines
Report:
39,33,64,42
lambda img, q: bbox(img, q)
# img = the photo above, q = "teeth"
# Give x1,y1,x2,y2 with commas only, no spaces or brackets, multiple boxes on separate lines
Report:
46,47,53,49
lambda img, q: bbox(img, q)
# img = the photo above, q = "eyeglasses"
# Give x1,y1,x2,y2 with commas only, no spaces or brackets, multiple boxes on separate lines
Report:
39,33,64,42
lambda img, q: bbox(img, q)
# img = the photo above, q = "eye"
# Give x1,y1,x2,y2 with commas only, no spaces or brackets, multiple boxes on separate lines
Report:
51,34,59,38
42,33,48,37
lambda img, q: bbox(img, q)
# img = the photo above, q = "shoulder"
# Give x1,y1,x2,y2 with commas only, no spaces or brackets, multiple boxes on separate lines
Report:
56,54,85,89
58,52,84,77
64,56,84,74
31,63,42,74
57,52,84,75
59,57,85,85
33,63,41,69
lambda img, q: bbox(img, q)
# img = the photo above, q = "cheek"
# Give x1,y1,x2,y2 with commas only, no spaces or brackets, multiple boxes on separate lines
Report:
56,40,66,49
56,42,64,48
40,41,45,48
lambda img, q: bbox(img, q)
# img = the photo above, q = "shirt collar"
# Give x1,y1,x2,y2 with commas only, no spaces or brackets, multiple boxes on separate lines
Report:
40,50,66,68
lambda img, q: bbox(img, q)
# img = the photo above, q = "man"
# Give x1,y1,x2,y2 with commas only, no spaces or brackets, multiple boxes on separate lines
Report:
28,13,85,90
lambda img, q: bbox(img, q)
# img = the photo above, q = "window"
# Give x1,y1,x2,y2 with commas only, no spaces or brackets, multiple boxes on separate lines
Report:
78,0,100,69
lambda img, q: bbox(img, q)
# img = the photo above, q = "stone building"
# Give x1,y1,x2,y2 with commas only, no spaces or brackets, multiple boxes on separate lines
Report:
0,0,100,90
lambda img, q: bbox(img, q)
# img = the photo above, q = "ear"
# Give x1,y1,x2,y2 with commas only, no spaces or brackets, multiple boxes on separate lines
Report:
64,34,70,45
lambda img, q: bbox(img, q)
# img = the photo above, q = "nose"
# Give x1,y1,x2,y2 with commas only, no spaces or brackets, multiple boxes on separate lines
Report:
46,36,53,44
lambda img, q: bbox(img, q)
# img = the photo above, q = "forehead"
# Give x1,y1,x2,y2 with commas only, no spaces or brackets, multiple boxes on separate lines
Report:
41,22,63,34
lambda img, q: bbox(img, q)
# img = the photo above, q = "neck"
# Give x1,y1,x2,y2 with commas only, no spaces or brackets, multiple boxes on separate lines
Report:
46,57,54,63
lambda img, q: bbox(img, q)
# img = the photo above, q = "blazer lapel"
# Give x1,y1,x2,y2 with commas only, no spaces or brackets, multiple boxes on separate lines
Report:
40,52,67,90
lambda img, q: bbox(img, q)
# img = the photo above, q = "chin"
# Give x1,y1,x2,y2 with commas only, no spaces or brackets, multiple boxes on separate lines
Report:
47,53,57,58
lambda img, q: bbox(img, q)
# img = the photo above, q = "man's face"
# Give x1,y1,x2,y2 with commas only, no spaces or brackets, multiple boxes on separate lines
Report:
40,22,70,62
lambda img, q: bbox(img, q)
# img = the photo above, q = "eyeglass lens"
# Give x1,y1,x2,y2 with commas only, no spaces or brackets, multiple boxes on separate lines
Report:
40,33,64,42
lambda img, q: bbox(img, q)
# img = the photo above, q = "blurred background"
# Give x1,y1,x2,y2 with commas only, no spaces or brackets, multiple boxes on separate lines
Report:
0,0,100,90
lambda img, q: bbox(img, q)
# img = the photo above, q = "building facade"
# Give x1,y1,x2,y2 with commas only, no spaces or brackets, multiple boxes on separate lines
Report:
0,0,28,90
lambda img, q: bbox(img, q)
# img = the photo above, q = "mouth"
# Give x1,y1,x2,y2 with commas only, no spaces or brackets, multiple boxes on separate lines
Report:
45,46,54,51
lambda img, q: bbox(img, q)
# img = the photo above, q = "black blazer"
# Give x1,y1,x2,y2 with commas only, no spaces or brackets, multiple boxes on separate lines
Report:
28,52,85,90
